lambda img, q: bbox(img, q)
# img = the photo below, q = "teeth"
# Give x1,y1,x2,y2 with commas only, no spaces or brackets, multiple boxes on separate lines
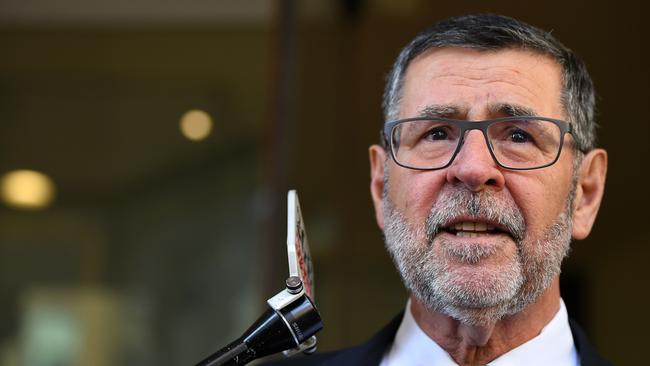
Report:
451,221,495,235
456,231,479,238
462,222,474,231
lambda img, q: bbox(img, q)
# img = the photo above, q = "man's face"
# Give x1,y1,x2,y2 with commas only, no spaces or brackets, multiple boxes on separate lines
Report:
374,48,578,325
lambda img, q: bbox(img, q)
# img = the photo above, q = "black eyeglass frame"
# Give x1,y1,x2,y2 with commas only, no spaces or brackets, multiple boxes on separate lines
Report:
382,116,575,171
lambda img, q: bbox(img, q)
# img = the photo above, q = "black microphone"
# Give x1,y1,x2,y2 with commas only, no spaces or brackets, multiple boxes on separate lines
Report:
195,277,322,366
194,191,322,366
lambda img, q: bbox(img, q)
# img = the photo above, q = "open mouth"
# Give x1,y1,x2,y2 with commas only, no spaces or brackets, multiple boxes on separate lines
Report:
442,221,508,238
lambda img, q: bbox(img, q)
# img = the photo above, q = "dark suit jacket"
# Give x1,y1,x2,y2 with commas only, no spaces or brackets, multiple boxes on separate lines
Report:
264,312,613,366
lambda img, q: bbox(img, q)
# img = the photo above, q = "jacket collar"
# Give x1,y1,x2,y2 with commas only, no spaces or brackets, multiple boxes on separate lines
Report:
320,311,612,366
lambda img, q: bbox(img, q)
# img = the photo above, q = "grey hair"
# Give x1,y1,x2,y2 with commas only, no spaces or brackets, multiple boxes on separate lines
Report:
382,14,597,152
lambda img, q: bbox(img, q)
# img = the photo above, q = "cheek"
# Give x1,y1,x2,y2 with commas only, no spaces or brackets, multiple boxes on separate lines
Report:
388,169,447,221
507,170,572,236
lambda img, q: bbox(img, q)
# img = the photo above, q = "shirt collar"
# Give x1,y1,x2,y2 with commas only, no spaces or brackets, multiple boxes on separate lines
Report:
381,299,578,366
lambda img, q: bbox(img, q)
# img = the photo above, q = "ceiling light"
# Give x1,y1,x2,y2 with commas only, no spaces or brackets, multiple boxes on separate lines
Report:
0,170,56,210
180,109,213,141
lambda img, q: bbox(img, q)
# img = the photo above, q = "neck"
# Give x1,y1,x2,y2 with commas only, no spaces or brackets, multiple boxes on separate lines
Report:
410,278,561,366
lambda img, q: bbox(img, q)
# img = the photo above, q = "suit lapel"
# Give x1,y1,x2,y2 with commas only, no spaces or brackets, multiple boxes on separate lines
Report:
568,318,613,366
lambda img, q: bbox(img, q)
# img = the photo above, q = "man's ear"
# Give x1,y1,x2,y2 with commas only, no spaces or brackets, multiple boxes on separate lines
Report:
572,148,608,239
369,145,387,230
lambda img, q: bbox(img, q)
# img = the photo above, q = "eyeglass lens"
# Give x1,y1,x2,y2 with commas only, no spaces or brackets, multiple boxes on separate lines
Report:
391,118,563,169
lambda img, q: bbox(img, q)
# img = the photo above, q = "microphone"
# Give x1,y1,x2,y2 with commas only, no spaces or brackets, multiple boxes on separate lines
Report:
194,191,323,366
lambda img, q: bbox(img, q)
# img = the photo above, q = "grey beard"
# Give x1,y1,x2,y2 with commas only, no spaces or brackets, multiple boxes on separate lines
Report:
383,184,574,326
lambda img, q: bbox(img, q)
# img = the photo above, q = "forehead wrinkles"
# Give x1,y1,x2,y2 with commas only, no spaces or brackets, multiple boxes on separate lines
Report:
431,65,545,101
402,49,563,117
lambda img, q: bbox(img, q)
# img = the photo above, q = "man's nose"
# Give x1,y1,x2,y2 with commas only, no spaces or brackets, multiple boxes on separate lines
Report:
445,130,505,191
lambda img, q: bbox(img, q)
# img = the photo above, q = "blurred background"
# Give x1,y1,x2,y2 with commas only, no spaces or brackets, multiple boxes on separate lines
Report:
0,0,647,365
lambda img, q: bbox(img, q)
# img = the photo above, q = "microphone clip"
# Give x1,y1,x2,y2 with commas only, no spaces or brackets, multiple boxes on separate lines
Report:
267,276,321,356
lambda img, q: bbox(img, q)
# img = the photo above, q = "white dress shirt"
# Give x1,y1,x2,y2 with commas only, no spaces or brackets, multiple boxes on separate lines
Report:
380,299,578,366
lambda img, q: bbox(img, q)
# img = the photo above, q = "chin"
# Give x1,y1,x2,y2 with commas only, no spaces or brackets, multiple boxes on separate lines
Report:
414,261,527,326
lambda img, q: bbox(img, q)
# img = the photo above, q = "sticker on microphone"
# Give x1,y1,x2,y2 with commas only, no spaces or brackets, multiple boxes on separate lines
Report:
287,190,315,300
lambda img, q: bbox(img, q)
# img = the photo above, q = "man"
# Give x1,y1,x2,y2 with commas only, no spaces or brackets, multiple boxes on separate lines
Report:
273,13,610,366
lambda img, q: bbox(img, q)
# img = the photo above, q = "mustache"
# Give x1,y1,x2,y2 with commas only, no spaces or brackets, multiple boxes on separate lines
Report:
425,187,526,243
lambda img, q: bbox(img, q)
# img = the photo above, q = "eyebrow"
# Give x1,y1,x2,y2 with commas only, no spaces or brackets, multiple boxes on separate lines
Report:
490,103,539,117
415,103,539,119
417,104,463,119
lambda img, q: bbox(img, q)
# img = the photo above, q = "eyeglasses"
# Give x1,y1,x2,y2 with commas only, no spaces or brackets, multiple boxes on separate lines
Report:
382,116,574,171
